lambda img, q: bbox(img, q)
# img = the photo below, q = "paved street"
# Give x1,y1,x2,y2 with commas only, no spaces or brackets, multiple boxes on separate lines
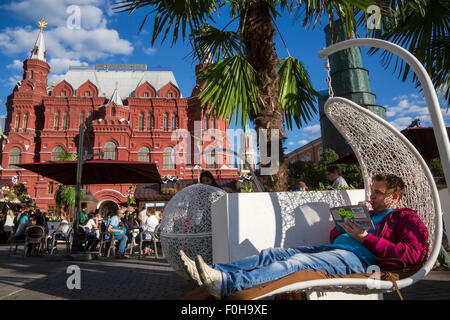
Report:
0,245,193,300
0,245,449,300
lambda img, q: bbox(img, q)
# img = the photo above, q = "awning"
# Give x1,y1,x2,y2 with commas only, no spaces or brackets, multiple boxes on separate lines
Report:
16,160,162,185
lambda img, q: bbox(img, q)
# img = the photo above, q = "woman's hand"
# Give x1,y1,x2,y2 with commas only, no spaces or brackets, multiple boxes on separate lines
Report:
358,200,372,211
342,219,368,244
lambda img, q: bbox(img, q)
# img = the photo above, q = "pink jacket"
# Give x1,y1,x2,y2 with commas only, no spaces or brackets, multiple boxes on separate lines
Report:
329,208,428,271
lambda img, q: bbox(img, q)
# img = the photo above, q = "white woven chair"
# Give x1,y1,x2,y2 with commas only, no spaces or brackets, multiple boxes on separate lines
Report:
247,38,446,299
250,96,443,299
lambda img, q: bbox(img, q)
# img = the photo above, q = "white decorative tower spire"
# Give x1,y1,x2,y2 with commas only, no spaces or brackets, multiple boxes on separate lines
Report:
30,18,47,61
107,81,123,106
239,124,256,173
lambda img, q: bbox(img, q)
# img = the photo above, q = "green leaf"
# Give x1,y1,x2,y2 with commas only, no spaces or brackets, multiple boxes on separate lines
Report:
198,55,259,127
278,57,318,130
366,0,449,108
188,24,242,63
114,0,220,45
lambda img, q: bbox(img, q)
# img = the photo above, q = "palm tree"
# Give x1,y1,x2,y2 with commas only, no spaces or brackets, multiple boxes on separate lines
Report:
114,0,373,191
366,0,449,108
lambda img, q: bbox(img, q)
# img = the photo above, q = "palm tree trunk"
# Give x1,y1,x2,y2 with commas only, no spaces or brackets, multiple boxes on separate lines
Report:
241,0,288,192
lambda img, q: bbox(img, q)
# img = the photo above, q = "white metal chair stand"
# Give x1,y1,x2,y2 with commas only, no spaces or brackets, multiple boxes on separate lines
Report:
249,38,445,299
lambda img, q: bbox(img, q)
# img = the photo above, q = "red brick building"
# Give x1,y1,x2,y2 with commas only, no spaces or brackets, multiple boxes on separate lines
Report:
0,22,238,215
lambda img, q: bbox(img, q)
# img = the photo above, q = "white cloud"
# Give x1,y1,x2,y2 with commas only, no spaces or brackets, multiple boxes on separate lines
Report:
8,75,22,88
383,93,445,129
48,74,66,86
298,139,308,146
391,116,413,130
303,124,320,134
143,47,157,55
0,0,133,65
2,0,107,30
48,58,87,74
6,59,22,69
0,25,133,64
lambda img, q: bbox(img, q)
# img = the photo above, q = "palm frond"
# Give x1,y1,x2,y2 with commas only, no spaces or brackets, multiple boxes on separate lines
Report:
114,0,221,45
198,55,259,127
367,0,449,107
294,0,372,36
278,57,318,130
188,24,242,63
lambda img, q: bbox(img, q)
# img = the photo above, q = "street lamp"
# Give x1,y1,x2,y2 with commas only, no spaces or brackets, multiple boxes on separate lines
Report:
71,122,103,253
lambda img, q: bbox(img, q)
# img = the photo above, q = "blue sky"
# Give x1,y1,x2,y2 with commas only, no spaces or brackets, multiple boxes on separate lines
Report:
0,0,448,156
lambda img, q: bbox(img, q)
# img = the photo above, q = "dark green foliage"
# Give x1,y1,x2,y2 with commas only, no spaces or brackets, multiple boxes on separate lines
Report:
289,148,363,190
429,157,444,177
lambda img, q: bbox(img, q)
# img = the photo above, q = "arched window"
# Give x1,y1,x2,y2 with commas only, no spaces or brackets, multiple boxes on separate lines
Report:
54,112,60,130
9,147,21,168
203,115,209,130
163,113,169,131
104,142,117,160
163,147,175,170
51,146,65,161
14,114,20,132
22,114,29,132
62,112,69,131
171,113,178,130
138,112,144,131
206,150,216,169
138,146,150,162
147,112,153,131
210,116,216,129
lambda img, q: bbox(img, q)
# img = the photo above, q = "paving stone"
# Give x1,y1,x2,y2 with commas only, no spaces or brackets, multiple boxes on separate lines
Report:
1,245,448,300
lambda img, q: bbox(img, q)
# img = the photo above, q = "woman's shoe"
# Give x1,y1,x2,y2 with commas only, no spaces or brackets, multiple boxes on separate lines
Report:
195,255,222,299
179,250,203,286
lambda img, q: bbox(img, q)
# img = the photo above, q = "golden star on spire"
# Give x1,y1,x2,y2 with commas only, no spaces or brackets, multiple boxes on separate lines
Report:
115,81,119,89
37,18,48,32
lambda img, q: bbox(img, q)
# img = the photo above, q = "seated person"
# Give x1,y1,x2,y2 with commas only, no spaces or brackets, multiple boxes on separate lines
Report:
107,207,129,259
180,173,428,299
79,202,89,226
13,211,31,240
136,208,159,255
47,211,70,251
54,211,70,236
327,165,349,189
84,213,100,251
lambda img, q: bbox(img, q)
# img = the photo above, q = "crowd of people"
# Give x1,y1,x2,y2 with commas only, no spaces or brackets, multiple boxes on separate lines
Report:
0,203,49,244
0,200,163,258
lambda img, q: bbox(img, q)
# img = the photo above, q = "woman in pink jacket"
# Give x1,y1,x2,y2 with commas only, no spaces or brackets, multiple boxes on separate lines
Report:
180,173,428,299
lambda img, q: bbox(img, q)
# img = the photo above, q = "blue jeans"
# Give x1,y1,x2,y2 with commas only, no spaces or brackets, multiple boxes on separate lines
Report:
212,246,368,296
114,233,128,255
